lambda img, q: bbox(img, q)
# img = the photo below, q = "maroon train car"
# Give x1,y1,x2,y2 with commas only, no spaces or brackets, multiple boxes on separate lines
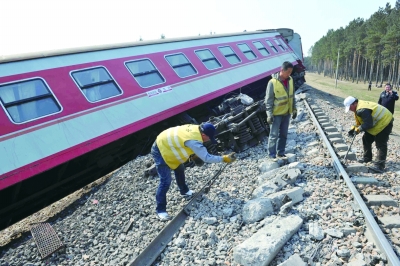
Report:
0,28,305,229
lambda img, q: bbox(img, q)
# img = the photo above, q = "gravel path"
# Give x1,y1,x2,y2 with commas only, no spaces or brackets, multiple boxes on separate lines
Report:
1,84,399,266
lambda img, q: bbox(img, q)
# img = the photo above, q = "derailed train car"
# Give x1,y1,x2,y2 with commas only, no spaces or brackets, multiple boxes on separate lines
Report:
0,28,305,229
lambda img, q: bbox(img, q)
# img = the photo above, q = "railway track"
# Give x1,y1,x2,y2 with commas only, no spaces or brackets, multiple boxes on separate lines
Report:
1,85,400,265
304,98,400,266
127,93,400,266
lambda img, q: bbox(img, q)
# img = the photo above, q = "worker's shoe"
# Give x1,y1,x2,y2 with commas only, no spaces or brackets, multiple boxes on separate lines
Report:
277,154,287,159
374,162,385,171
357,158,372,163
181,189,194,197
157,212,171,221
268,155,278,162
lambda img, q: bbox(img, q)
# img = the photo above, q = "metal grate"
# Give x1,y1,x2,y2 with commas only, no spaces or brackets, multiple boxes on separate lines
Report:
30,223,64,259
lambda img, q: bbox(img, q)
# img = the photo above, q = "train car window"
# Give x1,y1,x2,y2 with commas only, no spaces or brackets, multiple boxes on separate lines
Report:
125,59,165,88
71,67,122,103
218,46,241,65
253,41,270,56
237,43,257,60
195,49,222,70
0,78,61,123
165,53,197,78
266,40,278,53
277,38,289,50
274,38,285,51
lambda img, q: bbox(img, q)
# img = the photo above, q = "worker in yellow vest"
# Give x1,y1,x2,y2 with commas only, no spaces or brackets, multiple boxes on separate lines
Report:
344,96,393,171
151,123,236,220
265,61,297,160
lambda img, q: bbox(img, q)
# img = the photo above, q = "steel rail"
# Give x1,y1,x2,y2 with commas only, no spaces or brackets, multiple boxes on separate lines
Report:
129,164,228,266
304,99,400,266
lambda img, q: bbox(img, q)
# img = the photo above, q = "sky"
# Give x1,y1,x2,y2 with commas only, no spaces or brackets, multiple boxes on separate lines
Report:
0,0,397,58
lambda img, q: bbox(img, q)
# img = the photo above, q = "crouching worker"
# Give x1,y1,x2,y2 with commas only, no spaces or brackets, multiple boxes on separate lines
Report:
151,123,236,220
344,96,393,171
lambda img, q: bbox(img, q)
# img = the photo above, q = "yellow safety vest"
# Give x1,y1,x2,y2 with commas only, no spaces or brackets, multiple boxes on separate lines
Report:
272,77,294,115
156,125,202,169
355,100,393,135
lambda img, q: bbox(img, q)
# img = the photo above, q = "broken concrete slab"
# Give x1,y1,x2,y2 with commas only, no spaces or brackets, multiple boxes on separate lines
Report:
259,160,280,173
242,198,274,224
233,215,303,266
309,222,324,240
286,153,296,163
257,163,304,185
273,170,299,188
324,228,344,238
277,254,307,266
251,182,280,199
342,227,357,237
257,167,284,184
265,187,304,210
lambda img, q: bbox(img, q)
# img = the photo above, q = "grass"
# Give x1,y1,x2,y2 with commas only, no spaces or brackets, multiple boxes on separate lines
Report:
304,72,400,134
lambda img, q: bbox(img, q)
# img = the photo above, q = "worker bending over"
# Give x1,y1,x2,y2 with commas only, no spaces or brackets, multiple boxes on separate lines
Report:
151,123,236,220
344,96,393,171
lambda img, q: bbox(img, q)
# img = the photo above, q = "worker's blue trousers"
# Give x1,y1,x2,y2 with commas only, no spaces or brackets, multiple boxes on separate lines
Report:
151,142,189,213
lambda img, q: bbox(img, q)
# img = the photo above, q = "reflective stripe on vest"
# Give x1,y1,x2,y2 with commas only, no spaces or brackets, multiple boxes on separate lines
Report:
355,100,393,135
156,125,203,169
272,77,294,115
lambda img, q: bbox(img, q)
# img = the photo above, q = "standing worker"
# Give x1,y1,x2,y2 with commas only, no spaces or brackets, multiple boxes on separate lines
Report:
344,96,393,171
378,83,398,114
368,81,372,91
151,123,236,220
265,61,297,159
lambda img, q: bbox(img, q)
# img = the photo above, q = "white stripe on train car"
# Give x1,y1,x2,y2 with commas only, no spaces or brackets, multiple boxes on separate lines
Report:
0,53,296,176
0,32,280,77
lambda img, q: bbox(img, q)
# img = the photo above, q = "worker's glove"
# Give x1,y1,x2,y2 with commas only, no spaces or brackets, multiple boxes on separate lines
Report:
292,110,297,120
348,126,356,137
222,152,236,163
354,127,361,135
267,116,274,125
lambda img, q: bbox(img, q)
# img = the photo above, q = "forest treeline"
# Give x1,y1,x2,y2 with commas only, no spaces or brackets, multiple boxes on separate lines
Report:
304,1,400,89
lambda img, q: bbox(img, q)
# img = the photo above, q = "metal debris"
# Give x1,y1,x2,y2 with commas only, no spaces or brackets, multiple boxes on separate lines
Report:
30,223,64,259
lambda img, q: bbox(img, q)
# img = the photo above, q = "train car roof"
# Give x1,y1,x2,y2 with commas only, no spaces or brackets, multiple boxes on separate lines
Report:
0,28,295,63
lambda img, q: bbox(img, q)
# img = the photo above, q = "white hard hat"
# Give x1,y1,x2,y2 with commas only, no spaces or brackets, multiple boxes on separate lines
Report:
343,96,356,113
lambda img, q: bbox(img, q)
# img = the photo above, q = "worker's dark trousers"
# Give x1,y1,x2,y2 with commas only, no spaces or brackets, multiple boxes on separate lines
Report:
151,142,189,213
362,122,393,168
